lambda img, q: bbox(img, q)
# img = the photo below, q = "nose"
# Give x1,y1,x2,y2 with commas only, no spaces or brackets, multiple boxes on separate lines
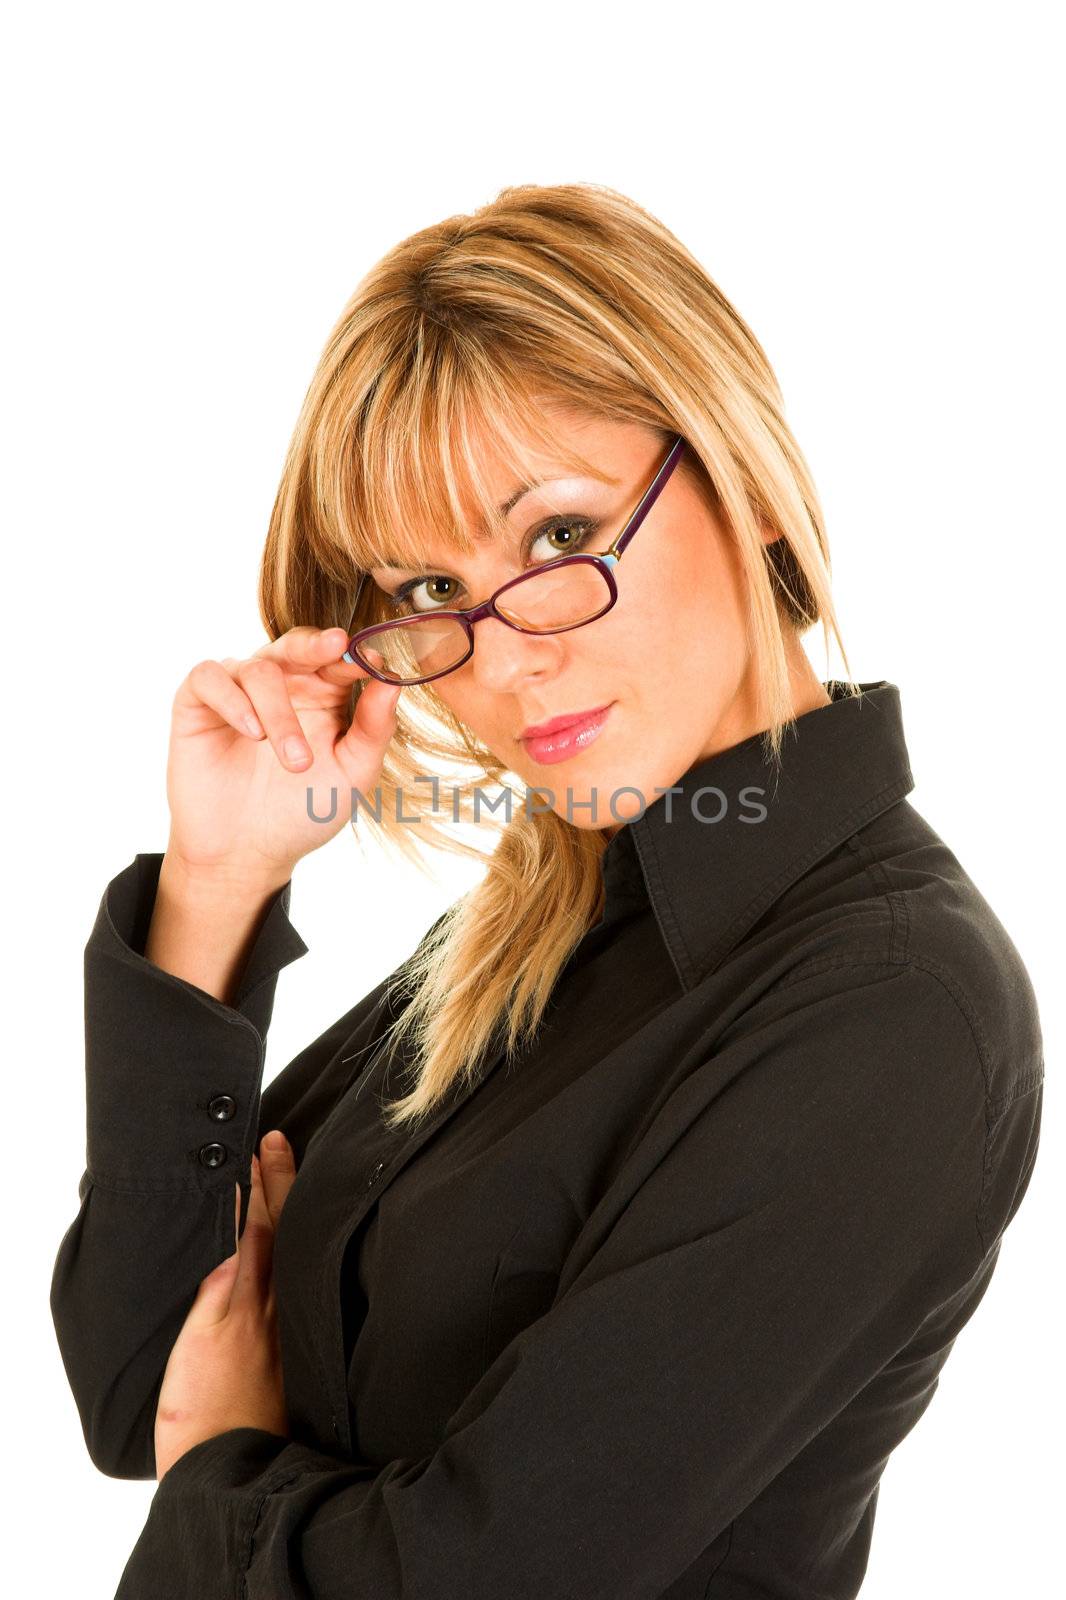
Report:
467,614,565,695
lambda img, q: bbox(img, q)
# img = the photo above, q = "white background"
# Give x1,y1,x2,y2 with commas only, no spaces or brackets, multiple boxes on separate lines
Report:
5,2,1061,1594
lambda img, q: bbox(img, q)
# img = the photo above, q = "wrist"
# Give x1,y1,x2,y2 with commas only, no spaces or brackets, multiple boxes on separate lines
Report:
159,849,296,906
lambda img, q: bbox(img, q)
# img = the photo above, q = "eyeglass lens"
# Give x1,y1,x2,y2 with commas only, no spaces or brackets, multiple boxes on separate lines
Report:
355,560,615,685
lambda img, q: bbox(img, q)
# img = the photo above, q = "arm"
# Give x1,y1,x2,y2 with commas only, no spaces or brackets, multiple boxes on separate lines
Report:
49,852,411,1480
109,962,1044,1600
142,850,294,1006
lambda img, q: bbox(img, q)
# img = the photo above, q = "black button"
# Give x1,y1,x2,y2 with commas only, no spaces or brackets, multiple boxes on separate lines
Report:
207,1094,237,1122
198,1143,228,1169
366,1161,385,1190
331,1412,340,1441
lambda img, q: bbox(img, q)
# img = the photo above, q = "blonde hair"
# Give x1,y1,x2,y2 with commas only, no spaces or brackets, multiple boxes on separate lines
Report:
258,180,856,1130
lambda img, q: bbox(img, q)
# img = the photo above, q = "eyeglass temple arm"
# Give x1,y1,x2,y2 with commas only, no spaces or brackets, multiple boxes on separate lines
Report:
340,573,369,662
605,435,687,563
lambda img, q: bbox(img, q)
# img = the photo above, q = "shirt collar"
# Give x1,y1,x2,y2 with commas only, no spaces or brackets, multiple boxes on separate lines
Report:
600,680,914,991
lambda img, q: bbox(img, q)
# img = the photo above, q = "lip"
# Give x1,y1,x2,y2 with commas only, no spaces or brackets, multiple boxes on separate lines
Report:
520,703,614,741
520,703,615,765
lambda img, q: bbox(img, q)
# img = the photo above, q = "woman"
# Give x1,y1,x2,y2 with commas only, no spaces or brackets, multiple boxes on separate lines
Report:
50,182,1044,1599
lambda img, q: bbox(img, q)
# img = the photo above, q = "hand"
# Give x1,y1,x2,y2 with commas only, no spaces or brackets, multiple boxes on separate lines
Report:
164,625,403,887
154,1131,298,1483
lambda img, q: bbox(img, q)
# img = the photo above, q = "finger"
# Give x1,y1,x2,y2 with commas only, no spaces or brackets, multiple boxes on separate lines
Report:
257,1130,297,1231
180,1182,243,1328
269,626,376,692
251,625,375,693
181,659,266,739
336,679,402,765
228,1154,277,1312
234,657,314,771
251,626,352,671
314,652,378,688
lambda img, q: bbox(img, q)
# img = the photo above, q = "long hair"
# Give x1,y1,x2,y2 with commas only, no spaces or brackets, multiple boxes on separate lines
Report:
258,180,856,1131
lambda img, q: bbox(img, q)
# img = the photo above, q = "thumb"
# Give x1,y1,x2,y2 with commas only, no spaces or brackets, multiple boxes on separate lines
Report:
184,1182,242,1325
259,1130,297,1230
338,679,402,759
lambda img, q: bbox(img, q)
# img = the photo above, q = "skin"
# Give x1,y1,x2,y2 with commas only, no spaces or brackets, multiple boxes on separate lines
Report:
154,405,831,1479
155,1135,297,1480
368,408,831,833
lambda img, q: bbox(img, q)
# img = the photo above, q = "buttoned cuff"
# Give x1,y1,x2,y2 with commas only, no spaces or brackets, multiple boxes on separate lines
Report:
84,852,309,1190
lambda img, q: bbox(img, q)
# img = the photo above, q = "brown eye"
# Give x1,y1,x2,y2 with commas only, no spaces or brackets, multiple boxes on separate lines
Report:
531,517,597,559
390,518,598,614
391,575,460,614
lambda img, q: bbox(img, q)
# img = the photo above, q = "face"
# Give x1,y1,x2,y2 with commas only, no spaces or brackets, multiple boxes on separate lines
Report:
367,408,825,833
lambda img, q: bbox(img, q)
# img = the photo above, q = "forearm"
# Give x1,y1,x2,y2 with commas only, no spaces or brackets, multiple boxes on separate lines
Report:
145,853,293,1006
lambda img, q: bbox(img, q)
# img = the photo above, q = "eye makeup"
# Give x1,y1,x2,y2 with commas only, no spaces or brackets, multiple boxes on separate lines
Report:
381,513,602,610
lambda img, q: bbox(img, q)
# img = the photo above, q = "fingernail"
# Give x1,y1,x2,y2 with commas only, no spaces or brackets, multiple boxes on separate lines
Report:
284,737,310,763
263,1130,287,1153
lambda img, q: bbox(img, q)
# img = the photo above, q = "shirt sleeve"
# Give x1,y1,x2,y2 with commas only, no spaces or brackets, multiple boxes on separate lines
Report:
49,852,414,1481
107,959,1042,1600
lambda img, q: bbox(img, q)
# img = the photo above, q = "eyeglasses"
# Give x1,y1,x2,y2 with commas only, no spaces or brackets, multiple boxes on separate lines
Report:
342,434,688,687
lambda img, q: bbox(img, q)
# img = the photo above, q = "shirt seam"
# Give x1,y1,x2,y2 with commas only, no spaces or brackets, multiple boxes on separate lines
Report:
775,950,1003,1260
242,1468,306,1578
638,772,915,992
692,772,915,983
631,817,688,992
701,1516,736,1594
844,828,911,963
986,1064,1044,1116
83,1169,227,1197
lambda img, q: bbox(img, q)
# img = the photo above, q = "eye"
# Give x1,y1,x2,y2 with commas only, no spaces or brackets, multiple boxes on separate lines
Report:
387,517,599,614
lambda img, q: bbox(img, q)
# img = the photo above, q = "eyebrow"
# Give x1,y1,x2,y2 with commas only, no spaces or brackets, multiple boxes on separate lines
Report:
499,481,540,517
370,475,582,576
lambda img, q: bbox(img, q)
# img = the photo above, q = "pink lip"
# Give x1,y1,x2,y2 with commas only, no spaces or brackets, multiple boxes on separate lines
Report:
521,703,614,765
520,703,613,741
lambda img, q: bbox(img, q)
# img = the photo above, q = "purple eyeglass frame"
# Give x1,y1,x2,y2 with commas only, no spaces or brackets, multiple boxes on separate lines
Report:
341,433,688,686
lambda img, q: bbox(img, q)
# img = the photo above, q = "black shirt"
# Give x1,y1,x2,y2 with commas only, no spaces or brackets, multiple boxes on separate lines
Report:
50,679,1045,1599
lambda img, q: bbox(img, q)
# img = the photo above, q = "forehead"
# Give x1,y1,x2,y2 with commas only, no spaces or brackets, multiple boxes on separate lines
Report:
362,403,627,568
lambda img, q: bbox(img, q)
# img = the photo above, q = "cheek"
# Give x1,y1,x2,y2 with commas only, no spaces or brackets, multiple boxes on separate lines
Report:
425,675,515,752
426,678,474,727
668,528,749,655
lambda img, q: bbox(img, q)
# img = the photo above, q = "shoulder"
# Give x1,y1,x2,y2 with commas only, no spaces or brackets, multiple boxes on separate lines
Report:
647,796,1046,1276
729,957,987,1134
774,796,1044,1113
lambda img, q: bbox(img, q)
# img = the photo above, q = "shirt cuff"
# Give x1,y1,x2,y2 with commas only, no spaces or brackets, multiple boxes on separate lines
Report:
83,852,309,1190
113,1428,378,1598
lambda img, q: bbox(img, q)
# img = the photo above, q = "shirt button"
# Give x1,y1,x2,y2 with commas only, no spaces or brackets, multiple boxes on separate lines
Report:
206,1094,237,1122
198,1143,228,1169
366,1161,385,1190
